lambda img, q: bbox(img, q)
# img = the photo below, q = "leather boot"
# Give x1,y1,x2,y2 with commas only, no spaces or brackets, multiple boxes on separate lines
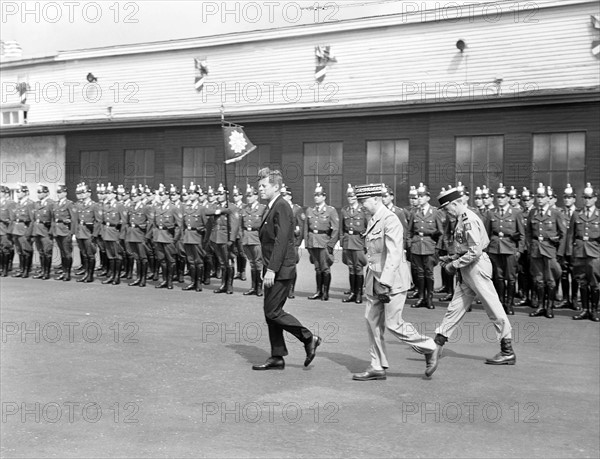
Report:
321,272,331,301
12,254,24,277
195,265,203,292
138,260,147,287
167,262,175,289
183,264,197,290
244,269,257,295
112,259,121,285
573,286,590,320
256,270,263,297
43,256,52,280
571,287,580,310
155,261,168,288
129,259,142,286
213,265,227,293
425,278,435,309
344,273,352,295
77,256,89,282
177,257,184,283
215,266,222,279
153,260,160,283
7,249,14,273
146,256,155,280
126,255,134,279
102,260,116,284
0,253,6,277
342,274,357,303
545,286,556,318
62,258,72,281
288,273,296,299
55,258,67,280
226,266,234,294
308,272,323,300
236,255,246,281
589,289,599,322
355,274,364,304
485,337,516,365
506,281,516,315
33,256,46,279
75,257,87,276
99,252,109,277
412,278,426,308
203,259,212,285
530,286,547,317
556,276,572,309
119,254,128,278
86,257,95,283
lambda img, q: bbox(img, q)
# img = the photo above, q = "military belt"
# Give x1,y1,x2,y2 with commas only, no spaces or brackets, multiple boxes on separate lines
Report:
312,229,328,234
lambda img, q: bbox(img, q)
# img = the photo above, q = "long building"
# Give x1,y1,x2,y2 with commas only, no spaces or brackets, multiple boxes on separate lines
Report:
1,0,599,207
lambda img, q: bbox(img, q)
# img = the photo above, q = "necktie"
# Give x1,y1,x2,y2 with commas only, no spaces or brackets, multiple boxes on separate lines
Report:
500,209,504,217
588,210,592,219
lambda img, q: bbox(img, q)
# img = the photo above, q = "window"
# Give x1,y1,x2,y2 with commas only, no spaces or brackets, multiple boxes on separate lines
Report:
532,132,585,192
234,145,272,187
80,150,109,190
0,110,25,125
455,135,504,194
124,149,155,187
303,142,343,208
182,147,217,187
366,140,410,204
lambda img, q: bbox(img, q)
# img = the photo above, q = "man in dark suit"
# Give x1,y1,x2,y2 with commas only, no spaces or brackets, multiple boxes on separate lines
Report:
252,168,321,371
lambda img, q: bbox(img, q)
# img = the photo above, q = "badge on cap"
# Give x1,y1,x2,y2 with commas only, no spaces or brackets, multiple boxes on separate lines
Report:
409,185,417,197
314,182,324,195
496,183,506,196
583,182,596,198
536,182,547,196
563,184,575,197
417,182,428,196
347,183,355,197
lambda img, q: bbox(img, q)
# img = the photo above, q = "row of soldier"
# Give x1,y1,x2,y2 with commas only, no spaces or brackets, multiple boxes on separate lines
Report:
1,179,598,321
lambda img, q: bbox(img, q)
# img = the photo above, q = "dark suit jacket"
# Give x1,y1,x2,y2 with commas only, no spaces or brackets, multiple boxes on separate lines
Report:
259,195,296,280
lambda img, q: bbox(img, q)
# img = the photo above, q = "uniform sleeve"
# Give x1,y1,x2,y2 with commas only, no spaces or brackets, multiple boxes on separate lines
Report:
556,210,567,256
565,212,576,257
380,214,403,287
328,208,339,249
452,218,485,269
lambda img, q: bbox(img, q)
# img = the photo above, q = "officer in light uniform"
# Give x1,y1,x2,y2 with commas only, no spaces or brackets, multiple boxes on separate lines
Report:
556,184,579,310
528,183,566,319
74,183,100,283
567,183,600,322
241,184,266,296
305,182,339,301
425,186,516,378
32,184,55,280
351,183,436,381
10,184,35,278
0,185,16,277
485,183,525,315
281,184,304,299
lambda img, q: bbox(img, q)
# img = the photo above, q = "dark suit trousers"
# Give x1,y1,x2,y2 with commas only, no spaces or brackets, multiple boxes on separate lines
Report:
264,279,312,357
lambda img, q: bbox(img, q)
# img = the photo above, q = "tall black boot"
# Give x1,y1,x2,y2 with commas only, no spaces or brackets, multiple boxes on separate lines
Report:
195,265,203,292
530,286,547,317
8,249,14,273
556,275,572,309
412,278,426,308
102,260,116,284
146,256,155,280
308,272,323,300
77,256,89,282
226,266,234,294
63,258,72,281
126,255,134,279
573,285,590,320
256,269,263,297
177,257,184,283
120,256,129,279
86,257,95,283
288,273,296,299
167,262,175,289
214,265,227,293
55,258,67,280
33,255,46,279
355,274,364,304
12,254,24,277
155,261,168,289
203,258,212,285
183,264,197,291
153,259,161,283
425,278,435,309
485,337,516,365
244,269,257,295
0,253,6,277
506,281,516,315
590,289,600,322
129,259,142,286
343,274,357,303
112,260,121,285
236,255,246,281
321,272,331,301
545,286,556,318
43,256,52,280
99,252,109,276
75,257,87,276
138,260,147,287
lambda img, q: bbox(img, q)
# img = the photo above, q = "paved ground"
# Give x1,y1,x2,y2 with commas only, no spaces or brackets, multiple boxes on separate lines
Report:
1,251,599,458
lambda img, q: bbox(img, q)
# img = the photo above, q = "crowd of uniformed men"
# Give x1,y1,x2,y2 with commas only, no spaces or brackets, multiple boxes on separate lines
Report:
0,178,598,322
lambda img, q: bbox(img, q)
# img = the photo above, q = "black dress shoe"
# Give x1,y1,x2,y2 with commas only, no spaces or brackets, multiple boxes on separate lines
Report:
411,298,426,308
252,357,285,371
304,336,322,367
440,294,453,302
425,345,443,377
352,367,386,381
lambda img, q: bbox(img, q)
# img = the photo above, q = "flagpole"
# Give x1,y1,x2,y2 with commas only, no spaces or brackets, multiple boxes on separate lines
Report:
220,105,232,266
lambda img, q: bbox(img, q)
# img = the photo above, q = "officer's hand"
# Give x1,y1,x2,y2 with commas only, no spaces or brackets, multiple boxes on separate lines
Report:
515,252,521,261
444,262,457,275
377,293,392,304
327,246,334,255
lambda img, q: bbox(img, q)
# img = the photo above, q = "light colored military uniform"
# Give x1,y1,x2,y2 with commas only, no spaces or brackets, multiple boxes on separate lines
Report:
363,203,436,371
435,208,512,342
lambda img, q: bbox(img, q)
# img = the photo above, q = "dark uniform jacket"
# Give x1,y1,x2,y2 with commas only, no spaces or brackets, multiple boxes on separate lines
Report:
32,198,55,238
341,204,368,250
292,203,305,248
408,205,443,255
485,206,525,254
0,198,16,236
10,198,35,237
101,200,126,242
566,207,600,258
240,202,267,246
304,204,339,250
209,202,240,244
151,201,182,244
526,206,566,258
75,199,100,240
126,201,153,243
181,201,212,246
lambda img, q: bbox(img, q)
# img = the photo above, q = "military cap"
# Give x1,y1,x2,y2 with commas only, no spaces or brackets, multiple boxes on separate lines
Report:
246,183,258,196
57,184,68,194
117,184,126,195
457,181,469,196
105,183,115,194
207,185,214,196
17,183,28,193
346,183,356,197
563,184,576,198
36,183,49,193
156,183,166,195
437,186,463,208
232,185,241,197
521,187,531,200
383,185,394,197
582,182,597,198
416,182,429,196
280,184,291,196
496,183,507,197
547,186,556,199
408,186,418,198
181,185,188,196
474,187,483,198
508,186,518,198
215,183,226,195
169,184,179,196
314,182,325,196
188,182,201,194
535,183,548,197
130,185,140,197
481,185,492,198
355,183,386,200
97,183,106,193
0,185,10,193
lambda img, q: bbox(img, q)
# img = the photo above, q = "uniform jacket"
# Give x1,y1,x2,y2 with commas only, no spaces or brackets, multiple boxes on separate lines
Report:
363,204,412,295
341,204,368,250
451,208,490,269
526,206,566,258
126,201,153,243
440,211,458,255
181,200,213,246
74,199,101,240
101,200,126,242
485,206,525,254
259,195,296,280
209,202,240,244
566,207,600,258
32,198,55,238
51,198,75,237
11,197,35,237
151,201,182,244
292,203,305,248
240,202,267,245
408,205,443,255
304,204,339,250
0,198,16,236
